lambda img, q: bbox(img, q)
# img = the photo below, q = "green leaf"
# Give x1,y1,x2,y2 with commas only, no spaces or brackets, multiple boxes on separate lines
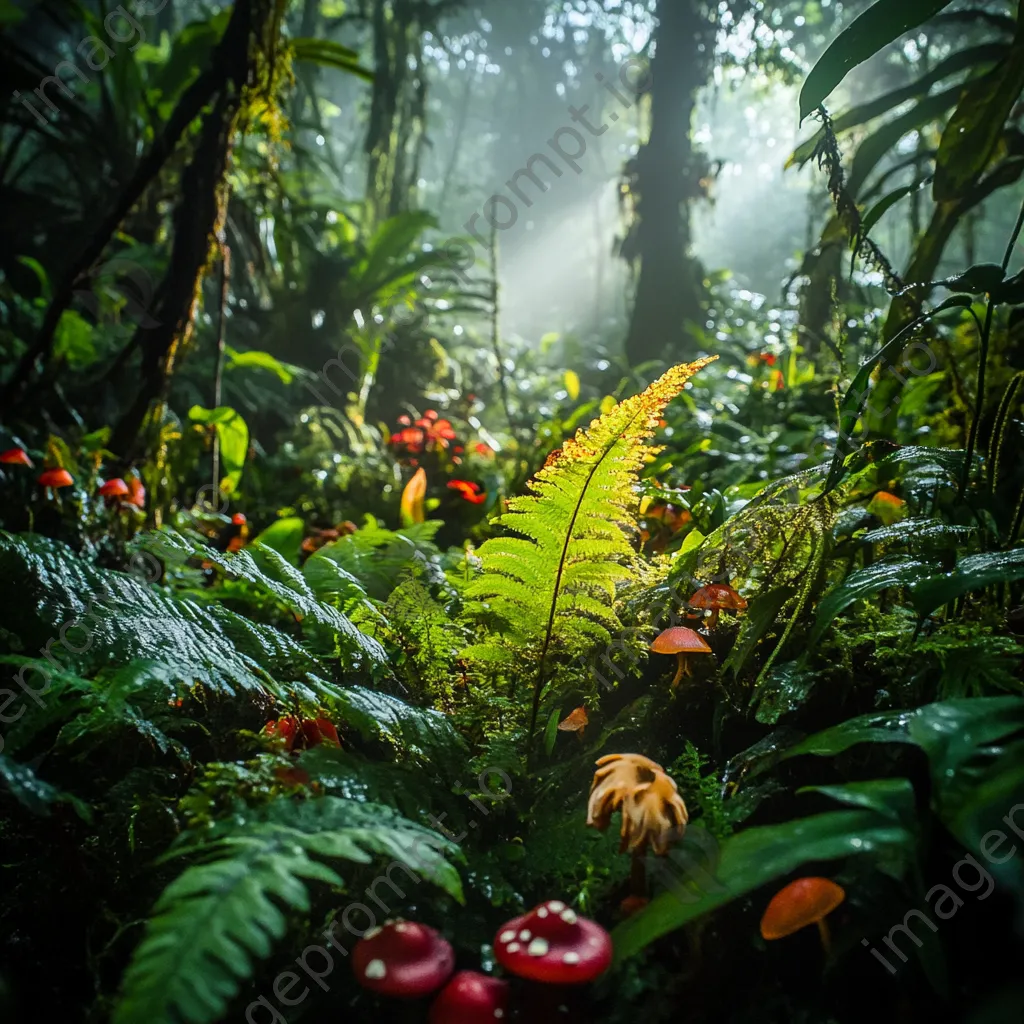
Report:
935,263,1007,294
825,297,973,492
544,707,561,756
54,310,97,369
187,406,249,495
910,549,1024,618
809,559,934,645
860,182,925,238
799,0,956,121
113,796,460,1024
724,585,795,679
0,754,89,819
291,37,374,81
224,348,297,384
16,255,50,298
611,809,913,962
797,778,917,825
250,517,305,565
934,32,1024,202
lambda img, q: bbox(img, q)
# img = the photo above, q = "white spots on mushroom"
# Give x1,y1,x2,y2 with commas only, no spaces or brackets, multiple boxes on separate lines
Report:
506,942,521,953
499,929,517,943
362,926,382,940
394,922,410,933
547,900,565,913
494,1011,504,1020
527,937,550,956
562,951,580,965
365,959,387,979
518,929,531,941
536,907,549,918
560,909,577,924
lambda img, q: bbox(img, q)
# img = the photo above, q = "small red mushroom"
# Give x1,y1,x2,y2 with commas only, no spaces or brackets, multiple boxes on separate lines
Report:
761,877,846,953
688,582,747,629
98,478,130,499
231,512,247,526
38,468,74,489
125,473,145,509
352,919,455,998
493,900,612,985
649,626,711,689
0,447,33,467
428,970,509,1024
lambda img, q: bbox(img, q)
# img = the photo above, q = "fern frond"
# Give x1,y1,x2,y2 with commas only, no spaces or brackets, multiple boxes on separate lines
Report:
0,532,321,698
464,358,717,737
113,796,462,1024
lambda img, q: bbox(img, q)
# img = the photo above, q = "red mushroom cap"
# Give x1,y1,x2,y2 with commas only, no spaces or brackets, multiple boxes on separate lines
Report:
98,478,130,498
263,716,299,751
428,970,509,1024
232,512,247,525
38,468,73,488
125,473,145,508
688,583,747,612
352,920,455,998
760,877,846,940
0,447,33,467
649,626,710,655
493,901,612,984
314,716,341,746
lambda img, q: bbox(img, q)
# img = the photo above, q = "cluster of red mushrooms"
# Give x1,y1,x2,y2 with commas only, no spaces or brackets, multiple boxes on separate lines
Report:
350,902,613,1022
1,446,146,508
649,581,748,689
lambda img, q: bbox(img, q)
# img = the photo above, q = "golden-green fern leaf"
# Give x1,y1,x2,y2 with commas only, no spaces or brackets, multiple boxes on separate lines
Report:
464,357,717,735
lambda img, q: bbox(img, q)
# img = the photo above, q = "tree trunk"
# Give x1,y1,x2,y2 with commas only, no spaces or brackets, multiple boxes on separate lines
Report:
623,0,711,367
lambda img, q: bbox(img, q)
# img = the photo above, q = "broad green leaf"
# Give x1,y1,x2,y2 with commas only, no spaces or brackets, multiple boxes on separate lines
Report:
809,559,934,646
860,183,924,238
251,517,305,565
798,778,917,825
799,0,956,121
54,310,96,369
935,263,1007,294
910,549,1024,618
187,406,249,495
612,810,912,961
934,33,1024,201
750,661,818,724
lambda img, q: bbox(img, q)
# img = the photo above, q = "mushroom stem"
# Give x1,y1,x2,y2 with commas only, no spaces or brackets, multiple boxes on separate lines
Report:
630,852,647,897
816,917,832,955
670,653,688,690
707,607,720,629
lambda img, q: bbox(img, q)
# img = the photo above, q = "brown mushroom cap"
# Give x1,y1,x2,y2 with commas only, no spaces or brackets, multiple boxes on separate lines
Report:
649,626,711,655
688,583,747,611
493,901,612,984
760,877,846,940
352,919,455,998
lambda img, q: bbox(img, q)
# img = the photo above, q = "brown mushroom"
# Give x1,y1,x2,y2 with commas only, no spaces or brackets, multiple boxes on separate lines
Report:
587,753,688,856
687,582,748,629
760,877,846,953
649,626,711,689
557,706,588,739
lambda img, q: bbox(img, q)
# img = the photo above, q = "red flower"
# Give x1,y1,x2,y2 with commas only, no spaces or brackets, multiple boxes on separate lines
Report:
232,513,247,526
474,442,493,457
424,409,439,421
448,479,487,504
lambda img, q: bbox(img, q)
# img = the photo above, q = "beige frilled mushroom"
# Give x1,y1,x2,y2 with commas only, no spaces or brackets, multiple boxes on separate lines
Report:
586,754,688,856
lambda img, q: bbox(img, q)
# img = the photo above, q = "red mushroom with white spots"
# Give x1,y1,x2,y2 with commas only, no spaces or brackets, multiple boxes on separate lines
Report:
493,900,612,985
428,970,509,1023
352,919,454,999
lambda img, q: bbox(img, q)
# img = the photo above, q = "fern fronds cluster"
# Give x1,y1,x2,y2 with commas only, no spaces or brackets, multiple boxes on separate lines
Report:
463,358,717,736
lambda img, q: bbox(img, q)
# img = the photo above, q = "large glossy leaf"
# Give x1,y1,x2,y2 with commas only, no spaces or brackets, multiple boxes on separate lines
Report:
611,809,913,961
789,43,1007,167
290,38,374,81
910,549,1024,617
809,558,934,645
187,406,249,496
934,31,1024,201
799,0,956,121
785,698,1024,903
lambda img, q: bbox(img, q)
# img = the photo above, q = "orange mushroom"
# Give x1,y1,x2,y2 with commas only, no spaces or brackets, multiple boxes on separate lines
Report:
0,447,33,467
649,626,711,689
98,478,129,499
760,877,846,953
688,582,748,629
38,468,74,489
557,706,589,738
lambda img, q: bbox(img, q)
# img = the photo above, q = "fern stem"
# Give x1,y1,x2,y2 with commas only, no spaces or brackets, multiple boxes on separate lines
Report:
527,453,608,753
